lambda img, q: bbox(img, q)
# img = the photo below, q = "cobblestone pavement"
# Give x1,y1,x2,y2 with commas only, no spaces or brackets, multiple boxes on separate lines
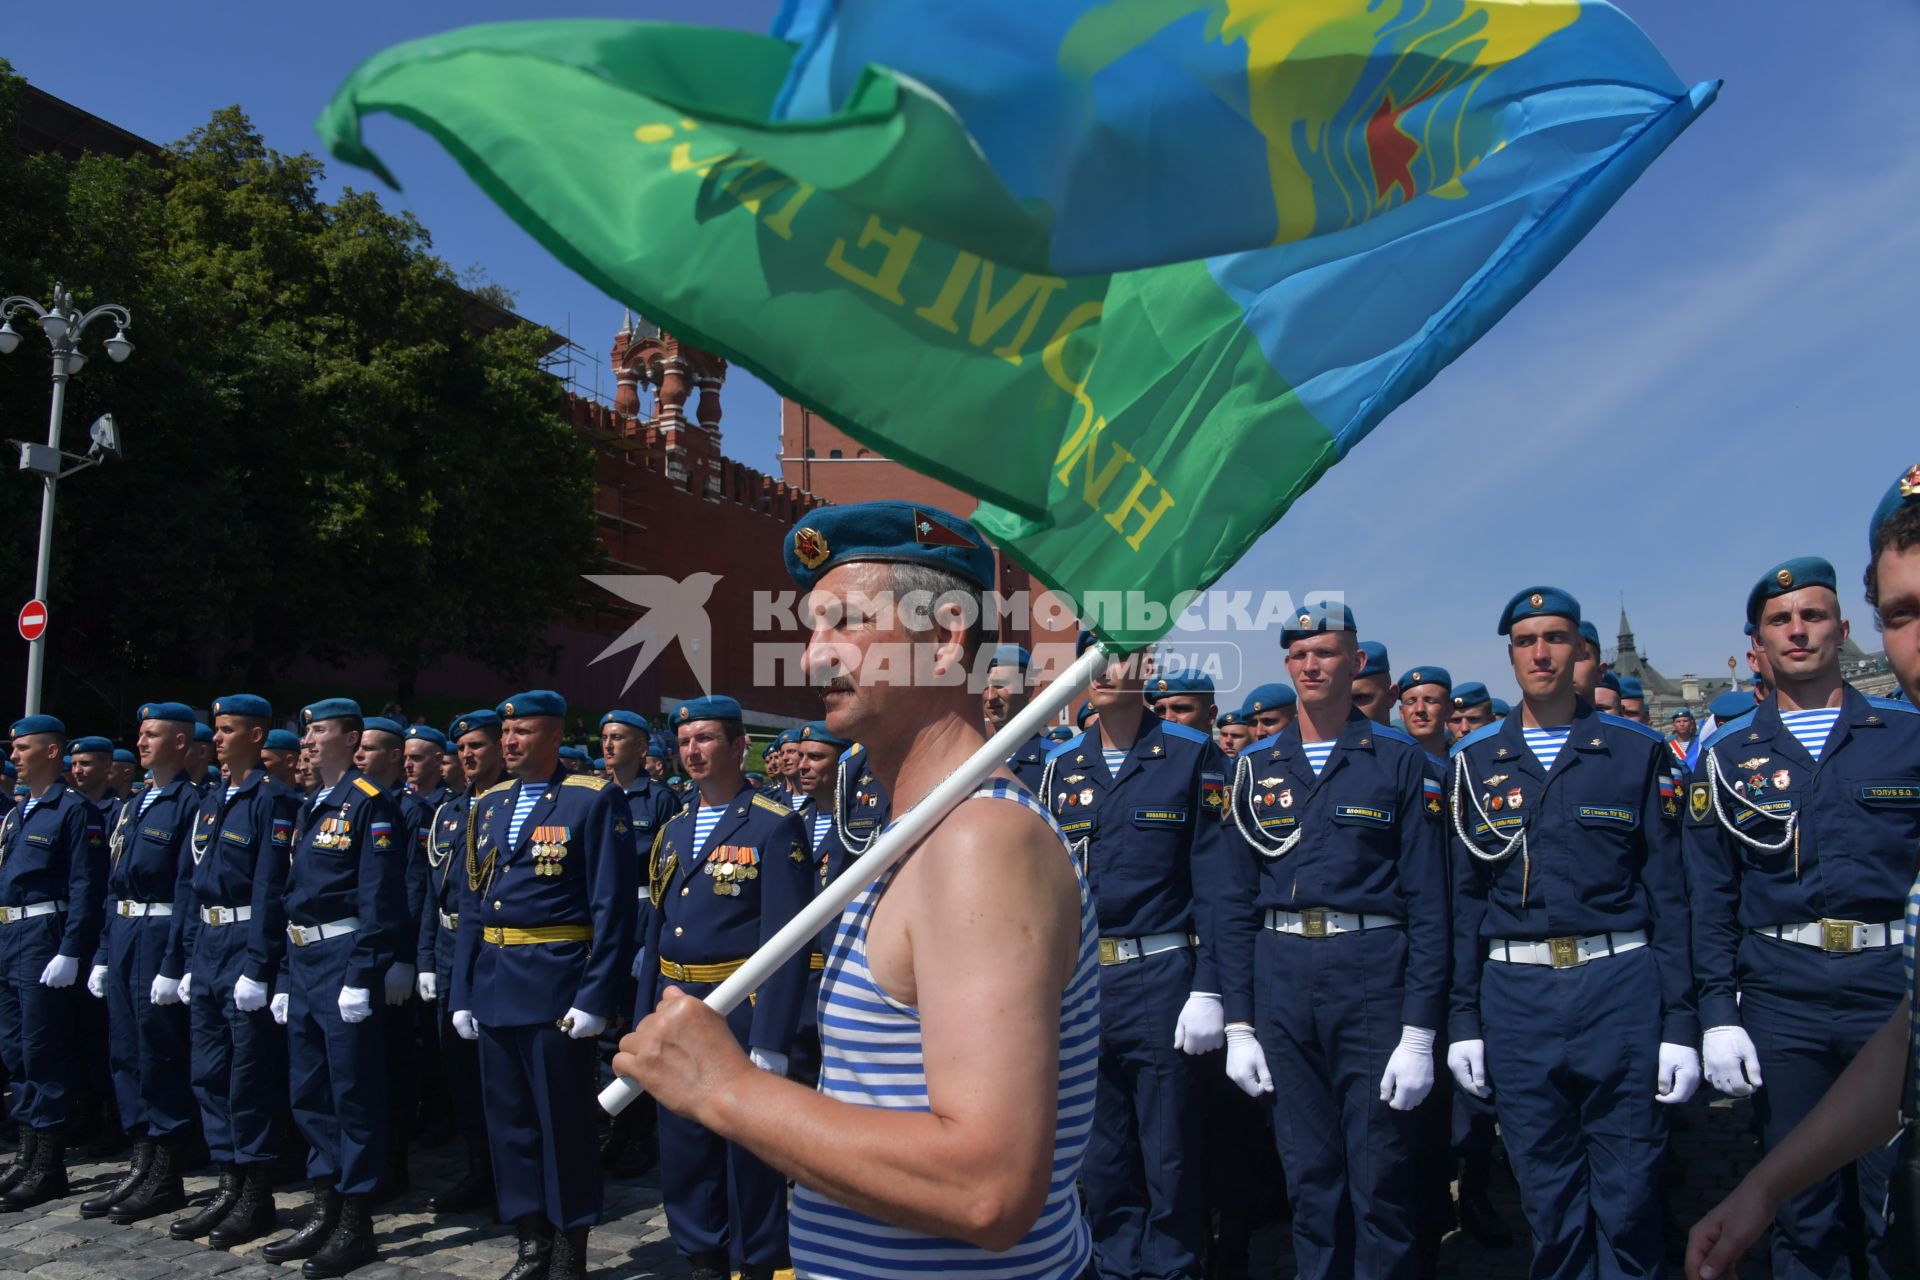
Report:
0,1096,1772,1280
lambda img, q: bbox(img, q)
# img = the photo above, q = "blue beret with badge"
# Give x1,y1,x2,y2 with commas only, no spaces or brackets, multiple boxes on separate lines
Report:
990,644,1031,670
210,693,271,721
1356,640,1391,679
1670,707,1694,722
68,735,113,755
361,717,406,739
448,710,501,740
112,747,135,764
265,729,300,751
673,694,743,726
799,720,852,749
1216,709,1246,727
1450,682,1491,710
599,709,649,733
193,722,215,743
1709,689,1756,720
1869,463,1920,553
1746,556,1837,626
1076,699,1097,726
1498,585,1581,635
301,698,362,727
1243,682,1297,715
1579,619,1601,653
1617,675,1645,700
1397,665,1451,695
138,700,198,725
404,724,448,750
1045,725,1075,741
497,690,565,720
1490,698,1511,718
784,500,995,591
774,728,800,748
1280,600,1357,649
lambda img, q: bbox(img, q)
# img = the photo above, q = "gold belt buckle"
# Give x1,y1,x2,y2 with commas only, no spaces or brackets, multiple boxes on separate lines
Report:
0,907,13,925
1548,937,1580,968
291,927,309,948
1820,919,1863,953
118,901,133,918
1098,938,1120,965
1300,908,1327,938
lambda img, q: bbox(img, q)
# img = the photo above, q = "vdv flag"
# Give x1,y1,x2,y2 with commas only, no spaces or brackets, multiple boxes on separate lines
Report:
318,2,1715,649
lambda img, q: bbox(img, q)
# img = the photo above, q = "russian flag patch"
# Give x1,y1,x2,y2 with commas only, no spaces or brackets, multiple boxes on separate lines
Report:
271,818,293,846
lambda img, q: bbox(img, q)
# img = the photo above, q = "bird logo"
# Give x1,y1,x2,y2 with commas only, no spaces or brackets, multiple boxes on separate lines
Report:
585,573,722,695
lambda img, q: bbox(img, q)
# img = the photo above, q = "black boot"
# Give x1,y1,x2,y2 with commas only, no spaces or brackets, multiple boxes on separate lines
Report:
0,1129,68,1209
170,1164,240,1239
546,1226,588,1280
81,1138,152,1218
428,1138,493,1214
1457,1151,1515,1249
500,1215,555,1280
263,1187,343,1262
0,1126,36,1197
208,1165,279,1249
302,1193,375,1278
687,1253,729,1280
108,1133,186,1223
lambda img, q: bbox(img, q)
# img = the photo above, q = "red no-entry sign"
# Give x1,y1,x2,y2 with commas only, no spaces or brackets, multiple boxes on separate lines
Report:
17,600,47,642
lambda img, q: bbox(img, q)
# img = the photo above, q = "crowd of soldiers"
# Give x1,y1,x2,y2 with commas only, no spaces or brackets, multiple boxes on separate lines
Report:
0,462,1913,1280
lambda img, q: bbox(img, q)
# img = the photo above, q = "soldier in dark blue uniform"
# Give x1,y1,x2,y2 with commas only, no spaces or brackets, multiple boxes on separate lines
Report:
829,741,889,877
759,729,797,802
67,733,121,1156
451,691,637,1280
1574,620,1608,702
1869,463,1920,703
420,710,502,1215
402,724,452,1148
1448,682,1494,740
1242,682,1296,740
261,698,410,1277
172,693,297,1246
1616,675,1650,726
1686,556,1920,1280
1147,671,1218,736
1217,603,1447,1280
1352,640,1397,726
0,714,107,1208
1043,634,1229,1280
1448,588,1697,1280
785,719,851,1090
263,729,301,790
983,644,1050,791
82,703,198,1224
642,694,812,1280
110,747,137,802
188,721,218,792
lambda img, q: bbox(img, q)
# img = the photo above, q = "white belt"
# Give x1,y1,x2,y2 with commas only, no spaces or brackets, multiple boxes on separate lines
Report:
438,910,459,932
1097,930,1196,966
0,901,66,924
116,901,173,918
287,917,362,948
1264,907,1401,938
199,905,252,926
1757,919,1905,954
1489,929,1648,969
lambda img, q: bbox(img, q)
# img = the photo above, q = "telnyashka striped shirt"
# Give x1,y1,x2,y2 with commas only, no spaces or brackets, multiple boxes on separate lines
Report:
788,780,1098,1279
1780,707,1842,761
1302,738,1336,777
1523,726,1572,772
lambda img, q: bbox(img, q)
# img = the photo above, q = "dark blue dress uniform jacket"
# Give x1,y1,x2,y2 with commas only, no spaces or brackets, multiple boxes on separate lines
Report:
283,771,409,992
93,778,197,977
0,782,107,960
183,767,298,984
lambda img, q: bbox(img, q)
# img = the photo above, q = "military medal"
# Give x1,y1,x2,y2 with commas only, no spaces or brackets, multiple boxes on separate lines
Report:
1507,788,1523,810
1771,769,1791,791
1490,794,1504,811
1278,789,1293,809
1079,789,1095,807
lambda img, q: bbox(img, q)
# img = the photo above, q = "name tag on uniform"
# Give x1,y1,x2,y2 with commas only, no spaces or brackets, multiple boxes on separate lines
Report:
24,833,50,846
1132,808,1188,826
1576,806,1637,826
1333,805,1393,825
1860,782,1920,804
1257,814,1298,831
1059,819,1093,835
220,829,250,845
141,827,173,841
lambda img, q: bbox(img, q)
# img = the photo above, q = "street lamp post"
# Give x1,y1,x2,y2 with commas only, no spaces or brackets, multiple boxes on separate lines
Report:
0,283,133,715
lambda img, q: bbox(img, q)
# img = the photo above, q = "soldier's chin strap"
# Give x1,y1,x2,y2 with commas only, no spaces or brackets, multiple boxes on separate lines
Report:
1228,752,1302,860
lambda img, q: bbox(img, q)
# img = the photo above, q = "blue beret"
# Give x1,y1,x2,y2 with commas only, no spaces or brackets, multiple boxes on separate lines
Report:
1746,556,1837,626
1870,463,1920,553
497,690,565,720
1075,629,1098,658
1280,600,1356,649
990,644,1031,671
1670,707,1694,721
1498,586,1581,636
1356,640,1391,679
774,729,800,748
210,694,271,720
139,701,198,725
1450,682,1490,710
673,695,743,726
1243,682,1297,715
600,710,649,733
112,748,135,764
1617,675,1645,700
10,714,64,738
264,729,301,751
1709,688,1756,720
799,720,852,749
301,698,362,726
1045,725,1075,741
1146,672,1215,701
1490,698,1511,717
61,755,71,767
193,722,214,743
1579,620,1601,652
1599,672,1622,694
1076,700,1097,726
1397,665,1451,694
361,717,406,739
448,710,501,740
644,742,666,759
68,736,113,755
1216,710,1246,727
784,501,995,592
592,756,606,770
404,724,448,749
559,745,589,762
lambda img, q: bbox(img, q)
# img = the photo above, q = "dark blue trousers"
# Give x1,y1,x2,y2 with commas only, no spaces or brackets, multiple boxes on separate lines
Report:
0,914,78,1129
434,993,486,1146
651,975,788,1269
190,925,285,1165
285,934,387,1194
1739,933,1903,1280
104,914,194,1137
1482,946,1665,1280
1256,926,1422,1280
477,1022,601,1230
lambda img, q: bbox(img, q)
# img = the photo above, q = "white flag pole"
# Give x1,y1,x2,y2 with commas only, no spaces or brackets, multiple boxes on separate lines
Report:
600,640,1107,1115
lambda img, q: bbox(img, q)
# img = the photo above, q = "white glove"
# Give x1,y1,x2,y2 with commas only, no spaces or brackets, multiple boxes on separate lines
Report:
270,992,290,1024
179,972,193,1003
384,963,415,1007
1172,992,1226,1055
39,955,78,988
1656,1041,1702,1105
417,971,438,1002
234,975,268,1013
150,975,181,1006
749,1047,789,1075
338,986,372,1023
1380,1026,1437,1111
1224,1023,1273,1097
452,1009,478,1040
87,964,109,999
1447,1038,1492,1098
1702,1024,1763,1098
562,1007,606,1039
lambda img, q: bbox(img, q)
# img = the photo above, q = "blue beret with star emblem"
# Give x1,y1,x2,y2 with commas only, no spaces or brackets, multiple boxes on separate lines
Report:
139,701,198,725
1280,600,1357,649
1870,462,1920,554
1356,640,1391,679
11,714,63,738
404,724,448,750
210,694,271,721
1498,586,1581,636
1242,682,1297,715
497,690,565,720
361,717,406,739
1045,725,1074,741
448,710,501,740
301,698,362,726
599,710,649,734
1450,682,1491,710
1216,709,1246,727
784,500,995,592
265,729,300,751
673,695,743,726
1076,699,1097,726
68,735,113,755
1146,671,1215,701
799,720,852,749
1746,556,1837,626
1397,666,1451,695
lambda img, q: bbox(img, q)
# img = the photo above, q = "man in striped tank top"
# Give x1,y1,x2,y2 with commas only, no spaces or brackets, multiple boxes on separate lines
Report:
1687,555,1920,1279
616,500,1097,1280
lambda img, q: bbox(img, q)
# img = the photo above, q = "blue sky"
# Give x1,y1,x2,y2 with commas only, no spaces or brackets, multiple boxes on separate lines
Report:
8,3,1916,703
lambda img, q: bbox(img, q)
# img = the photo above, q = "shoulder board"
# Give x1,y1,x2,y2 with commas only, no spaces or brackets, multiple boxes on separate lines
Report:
1702,711,1758,750
1160,721,1208,745
1448,721,1504,758
352,777,381,797
1045,732,1087,763
751,793,793,817
1868,695,1918,715
562,774,608,790
1372,723,1418,748
666,803,694,824
1597,712,1665,744
482,779,516,798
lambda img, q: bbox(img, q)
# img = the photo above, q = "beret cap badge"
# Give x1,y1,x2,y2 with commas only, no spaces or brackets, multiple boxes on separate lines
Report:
793,528,830,570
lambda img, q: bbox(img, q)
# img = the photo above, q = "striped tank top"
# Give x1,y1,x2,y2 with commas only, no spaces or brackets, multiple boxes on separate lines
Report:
788,780,1098,1279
